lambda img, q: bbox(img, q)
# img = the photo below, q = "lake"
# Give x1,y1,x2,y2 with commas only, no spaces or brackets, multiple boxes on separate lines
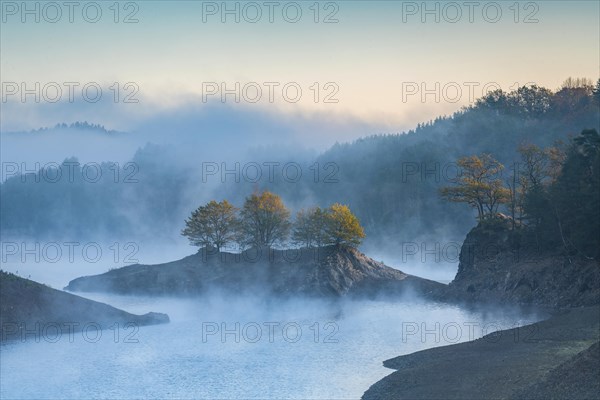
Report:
0,291,542,399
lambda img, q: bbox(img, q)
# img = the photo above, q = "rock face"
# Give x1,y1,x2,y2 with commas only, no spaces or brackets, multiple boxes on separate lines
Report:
65,246,443,298
0,271,169,342
446,220,600,307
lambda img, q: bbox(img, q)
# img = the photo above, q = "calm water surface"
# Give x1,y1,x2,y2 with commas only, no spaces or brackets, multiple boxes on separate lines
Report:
1,292,542,399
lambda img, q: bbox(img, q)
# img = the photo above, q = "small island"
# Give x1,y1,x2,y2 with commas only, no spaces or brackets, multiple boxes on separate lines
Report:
65,192,444,298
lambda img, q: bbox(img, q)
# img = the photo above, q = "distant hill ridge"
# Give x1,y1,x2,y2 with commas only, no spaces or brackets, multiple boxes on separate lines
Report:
6,121,120,135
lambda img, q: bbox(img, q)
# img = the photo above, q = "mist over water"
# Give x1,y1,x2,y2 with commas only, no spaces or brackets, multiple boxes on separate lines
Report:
0,240,193,290
0,290,542,399
363,249,459,284
1,1,597,398
0,239,460,290
1,244,542,399
0,139,541,399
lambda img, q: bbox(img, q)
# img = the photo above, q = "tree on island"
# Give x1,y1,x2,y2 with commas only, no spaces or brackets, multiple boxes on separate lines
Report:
293,204,365,248
292,207,328,248
181,200,239,251
440,154,510,221
183,194,366,251
240,190,291,248
325,203,366,247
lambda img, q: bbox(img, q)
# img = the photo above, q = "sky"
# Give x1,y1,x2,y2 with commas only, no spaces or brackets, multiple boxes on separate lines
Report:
1,0,599,140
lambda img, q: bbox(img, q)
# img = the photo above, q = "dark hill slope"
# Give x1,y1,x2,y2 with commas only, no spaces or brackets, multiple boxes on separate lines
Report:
1,271,169,342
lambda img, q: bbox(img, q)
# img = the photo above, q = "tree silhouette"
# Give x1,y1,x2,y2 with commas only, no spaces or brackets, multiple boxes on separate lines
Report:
240,191,291,248
182,200,239,251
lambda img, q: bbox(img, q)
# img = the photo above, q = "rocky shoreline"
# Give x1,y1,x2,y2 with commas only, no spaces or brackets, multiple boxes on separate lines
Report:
362,306,600,399
363,219,600,399
5,221,599,399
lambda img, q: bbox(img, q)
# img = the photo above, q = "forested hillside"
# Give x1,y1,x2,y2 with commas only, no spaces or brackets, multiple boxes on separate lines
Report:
2,82,598,246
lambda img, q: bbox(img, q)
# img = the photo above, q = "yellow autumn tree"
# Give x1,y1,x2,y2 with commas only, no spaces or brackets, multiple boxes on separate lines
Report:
324,203,366,247
440,154,510,220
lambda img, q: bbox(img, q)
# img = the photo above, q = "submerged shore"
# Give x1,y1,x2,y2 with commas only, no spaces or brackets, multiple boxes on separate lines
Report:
362,306,600,400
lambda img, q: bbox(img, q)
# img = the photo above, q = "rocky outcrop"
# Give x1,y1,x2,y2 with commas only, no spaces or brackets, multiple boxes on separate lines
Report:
65,246,443,298
0,271,169,342
445,219,600,308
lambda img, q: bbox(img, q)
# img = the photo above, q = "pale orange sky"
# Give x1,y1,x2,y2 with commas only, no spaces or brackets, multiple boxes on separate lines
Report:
1,1,599,132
